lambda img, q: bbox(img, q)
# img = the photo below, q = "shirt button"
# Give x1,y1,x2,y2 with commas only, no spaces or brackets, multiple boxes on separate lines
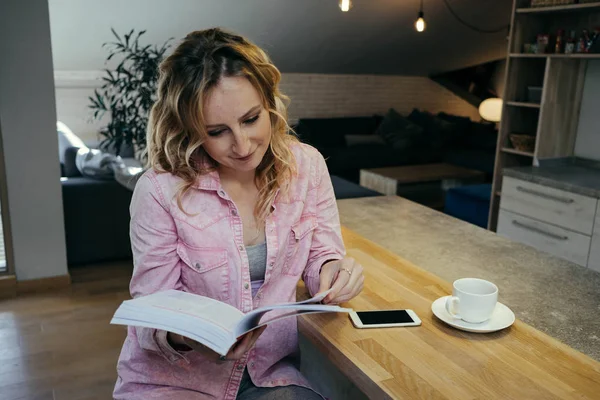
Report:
195,262,201,269
231,209,238,216
239,245,244,251
250,362,255,367
236,364,244,371
219,190,225,196
244,283,249,289
269,261,274,267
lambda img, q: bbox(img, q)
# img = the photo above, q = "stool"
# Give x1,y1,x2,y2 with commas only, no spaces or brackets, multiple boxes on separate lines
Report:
444,183,492,228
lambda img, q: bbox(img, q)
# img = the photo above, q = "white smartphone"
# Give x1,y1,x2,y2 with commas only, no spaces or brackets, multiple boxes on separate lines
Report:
349,309,422,328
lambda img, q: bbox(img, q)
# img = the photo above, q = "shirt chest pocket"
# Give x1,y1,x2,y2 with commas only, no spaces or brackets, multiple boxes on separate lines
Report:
282,217,317,276
177,243,231,301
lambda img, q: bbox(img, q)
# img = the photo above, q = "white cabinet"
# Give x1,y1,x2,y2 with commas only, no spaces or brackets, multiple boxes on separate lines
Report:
499,177,599,269
500,177,597,235
498,210,591,267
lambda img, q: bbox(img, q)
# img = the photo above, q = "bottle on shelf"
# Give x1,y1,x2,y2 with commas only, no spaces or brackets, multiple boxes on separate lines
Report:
564,30,576,54
577,30,589,53
555,29,564,54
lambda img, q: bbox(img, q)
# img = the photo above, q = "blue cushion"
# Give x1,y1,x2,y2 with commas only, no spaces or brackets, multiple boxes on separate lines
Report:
444,184,492,228
330,175,382,200
449,183,492,201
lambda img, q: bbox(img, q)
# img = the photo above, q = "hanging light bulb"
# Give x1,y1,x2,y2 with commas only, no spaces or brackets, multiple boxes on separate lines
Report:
339,0,352,12
415,0,426,32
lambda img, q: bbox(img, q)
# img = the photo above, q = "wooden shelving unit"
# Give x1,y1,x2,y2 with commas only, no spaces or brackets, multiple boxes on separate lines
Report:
505,101,541,108
488,0,598,231
501,147,535,157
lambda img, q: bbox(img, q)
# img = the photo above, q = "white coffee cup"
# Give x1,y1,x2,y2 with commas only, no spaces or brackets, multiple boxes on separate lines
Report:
445,278,498,323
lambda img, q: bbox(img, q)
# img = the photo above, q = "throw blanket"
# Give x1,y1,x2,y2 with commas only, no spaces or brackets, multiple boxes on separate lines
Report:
75,148,145,191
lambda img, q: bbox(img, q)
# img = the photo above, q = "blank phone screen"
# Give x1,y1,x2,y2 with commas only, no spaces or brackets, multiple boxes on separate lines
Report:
356,310,415,325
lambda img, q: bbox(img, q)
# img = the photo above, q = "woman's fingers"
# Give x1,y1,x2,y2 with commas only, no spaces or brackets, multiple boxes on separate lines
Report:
324,268,350,303
327,261,364,304
335,276,365,303
226,326,267,360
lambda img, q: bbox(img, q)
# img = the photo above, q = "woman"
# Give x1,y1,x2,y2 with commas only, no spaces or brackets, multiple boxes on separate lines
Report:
114,28,364,400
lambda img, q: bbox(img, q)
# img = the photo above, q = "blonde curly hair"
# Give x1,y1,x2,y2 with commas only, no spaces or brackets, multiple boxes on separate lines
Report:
147,28,297,223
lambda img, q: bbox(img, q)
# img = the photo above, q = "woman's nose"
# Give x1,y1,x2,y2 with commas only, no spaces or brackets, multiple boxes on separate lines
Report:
232,129,251,156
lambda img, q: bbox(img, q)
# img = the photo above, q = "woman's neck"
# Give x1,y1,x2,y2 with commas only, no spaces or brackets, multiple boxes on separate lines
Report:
218,167,256,190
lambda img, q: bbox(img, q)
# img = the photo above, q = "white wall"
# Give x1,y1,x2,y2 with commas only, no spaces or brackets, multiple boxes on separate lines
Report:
55,71,480,144
0,0,69,280
574,61,600,161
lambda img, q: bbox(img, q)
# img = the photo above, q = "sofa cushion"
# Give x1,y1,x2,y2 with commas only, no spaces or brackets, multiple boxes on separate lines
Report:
57,121,86,164
63,146,83,177
408,109,463,149
295,116,381,149
345,134,386,147
375,109,424,150
437,112,472,138
463,122,498,151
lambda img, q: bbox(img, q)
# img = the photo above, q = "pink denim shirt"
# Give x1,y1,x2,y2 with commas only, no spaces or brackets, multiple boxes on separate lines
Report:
114,143,345,399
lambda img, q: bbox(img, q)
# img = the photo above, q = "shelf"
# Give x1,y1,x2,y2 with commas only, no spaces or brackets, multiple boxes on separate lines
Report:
516,2,600,14
510,53,600,59
505,101,541,108
501,147,535,157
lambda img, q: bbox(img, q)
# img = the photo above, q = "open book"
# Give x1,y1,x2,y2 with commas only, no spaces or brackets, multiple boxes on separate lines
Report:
110,289,351,356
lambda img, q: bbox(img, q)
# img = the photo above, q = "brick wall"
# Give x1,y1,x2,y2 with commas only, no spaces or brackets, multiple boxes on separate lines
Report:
55,71,480,144
282,73,480,123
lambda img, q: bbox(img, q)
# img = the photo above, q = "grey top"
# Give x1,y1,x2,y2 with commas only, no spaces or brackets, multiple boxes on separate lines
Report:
336,195,600,361
246,241,267,281
504,157,600,198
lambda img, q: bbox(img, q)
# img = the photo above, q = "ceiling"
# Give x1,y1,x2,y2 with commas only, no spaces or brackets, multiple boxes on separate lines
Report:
49,0,512,76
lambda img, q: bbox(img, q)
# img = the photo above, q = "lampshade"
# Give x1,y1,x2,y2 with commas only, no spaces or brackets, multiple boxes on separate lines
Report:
479,98,503,122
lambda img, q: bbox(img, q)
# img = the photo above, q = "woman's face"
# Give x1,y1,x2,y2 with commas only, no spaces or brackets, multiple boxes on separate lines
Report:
202,76,271,176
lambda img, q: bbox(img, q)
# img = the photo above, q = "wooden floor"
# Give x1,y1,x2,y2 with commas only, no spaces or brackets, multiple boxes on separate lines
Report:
0,262,133,400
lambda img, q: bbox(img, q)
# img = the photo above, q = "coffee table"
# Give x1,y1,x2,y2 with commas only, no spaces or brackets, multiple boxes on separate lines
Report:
359,163,485,209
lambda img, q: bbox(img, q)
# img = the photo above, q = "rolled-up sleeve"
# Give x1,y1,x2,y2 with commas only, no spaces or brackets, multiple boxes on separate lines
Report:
129,173,186,363
302,153,346,297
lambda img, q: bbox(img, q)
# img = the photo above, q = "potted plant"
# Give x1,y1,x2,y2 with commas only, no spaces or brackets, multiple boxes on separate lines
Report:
89,28,173,160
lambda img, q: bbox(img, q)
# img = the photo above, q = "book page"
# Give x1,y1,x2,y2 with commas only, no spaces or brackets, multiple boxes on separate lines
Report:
127,290,244,331
234,293,350,338
110,290,245,351
234,305,351,337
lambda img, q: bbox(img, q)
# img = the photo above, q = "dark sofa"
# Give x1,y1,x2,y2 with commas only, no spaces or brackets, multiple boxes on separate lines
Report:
62,177,133,265
294,110,497,183
61,147,133,266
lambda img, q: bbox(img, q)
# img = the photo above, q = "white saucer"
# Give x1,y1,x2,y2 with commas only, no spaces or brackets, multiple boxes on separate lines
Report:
431,296,515,333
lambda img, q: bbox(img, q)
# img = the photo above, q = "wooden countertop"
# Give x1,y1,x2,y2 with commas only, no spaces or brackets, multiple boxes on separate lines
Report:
298,227,600,400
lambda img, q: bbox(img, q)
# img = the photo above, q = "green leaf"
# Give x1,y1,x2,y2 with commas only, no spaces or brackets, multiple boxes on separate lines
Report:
111,27,122,41
124,29,134,47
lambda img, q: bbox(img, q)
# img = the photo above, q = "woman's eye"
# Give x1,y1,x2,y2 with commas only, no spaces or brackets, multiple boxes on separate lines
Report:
244,115,259,125
207,129,224,137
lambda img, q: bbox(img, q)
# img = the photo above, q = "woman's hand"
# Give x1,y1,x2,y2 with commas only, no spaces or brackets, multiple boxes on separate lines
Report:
318,257,364,304
168,326,267,361
224,326,267,360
